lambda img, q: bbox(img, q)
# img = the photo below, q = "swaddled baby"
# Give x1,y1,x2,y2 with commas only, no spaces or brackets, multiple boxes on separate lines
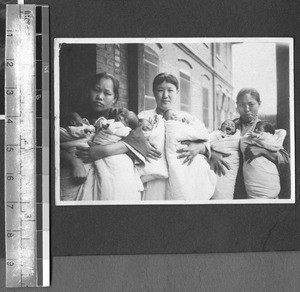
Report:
60,112,95,153
163,109,216,201
209,119,241,200
138,114,169,184
64,109,144,202
240,121,286,199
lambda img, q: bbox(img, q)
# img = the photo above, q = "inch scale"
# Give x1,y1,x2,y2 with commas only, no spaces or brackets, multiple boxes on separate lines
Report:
5,4,49,287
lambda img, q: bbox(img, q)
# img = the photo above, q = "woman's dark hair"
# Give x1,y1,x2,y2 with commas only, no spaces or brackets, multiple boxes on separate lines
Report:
89,72,120,102
236,88,261,104
255,121,275,135
152,73,179,91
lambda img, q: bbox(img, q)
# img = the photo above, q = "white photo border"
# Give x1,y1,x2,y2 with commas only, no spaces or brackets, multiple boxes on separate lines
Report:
54,37,295,206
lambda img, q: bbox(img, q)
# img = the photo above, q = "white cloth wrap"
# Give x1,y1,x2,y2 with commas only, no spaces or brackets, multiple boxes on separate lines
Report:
209,130,241,200
60,127,94,150
75,119,143,201
138,116,168,182
240,129,286,199
165,119,216,200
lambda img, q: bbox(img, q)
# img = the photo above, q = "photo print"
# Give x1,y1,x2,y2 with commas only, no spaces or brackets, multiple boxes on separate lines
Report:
54,38,295,205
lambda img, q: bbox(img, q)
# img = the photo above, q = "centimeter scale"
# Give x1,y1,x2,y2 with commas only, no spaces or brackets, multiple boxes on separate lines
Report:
5,4,50,287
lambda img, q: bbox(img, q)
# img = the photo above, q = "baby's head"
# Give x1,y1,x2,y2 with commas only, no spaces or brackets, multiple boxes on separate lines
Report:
115,108,139,130
139,119,153,131
68,112,84,126
163,109,179,121
220,119,236,135
254,121,275,135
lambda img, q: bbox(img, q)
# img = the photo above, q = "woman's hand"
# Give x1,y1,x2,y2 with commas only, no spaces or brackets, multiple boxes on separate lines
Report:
210,149,231,176
70,158,87,184
76,145,107,163
146,143,162,161
61,149,87,183
176,141,206,166
244,145,276,164
76,142,129,163
76,146,93,163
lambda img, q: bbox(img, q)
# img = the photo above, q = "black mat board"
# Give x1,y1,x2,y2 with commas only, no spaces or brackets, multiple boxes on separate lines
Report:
0,0,300,258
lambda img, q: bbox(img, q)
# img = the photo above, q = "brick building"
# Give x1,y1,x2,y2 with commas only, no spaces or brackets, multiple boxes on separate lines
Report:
59,42,235,131
95,42,235,131
59,41,290,139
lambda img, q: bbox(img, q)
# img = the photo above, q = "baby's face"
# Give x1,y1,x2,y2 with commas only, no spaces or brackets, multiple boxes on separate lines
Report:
69,119,81,126
69,113,83,126
116,109,138,128
221,120,236,135
115,109,129,126
254,125,265,134
140,119,152,131
164,110,179,121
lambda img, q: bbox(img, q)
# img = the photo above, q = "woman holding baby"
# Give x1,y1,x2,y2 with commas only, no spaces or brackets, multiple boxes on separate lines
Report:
138,73,214,201
211,88,290,199
60,72,149,201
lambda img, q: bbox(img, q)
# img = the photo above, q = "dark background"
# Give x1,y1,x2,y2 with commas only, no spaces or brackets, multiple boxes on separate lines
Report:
0,0,300,290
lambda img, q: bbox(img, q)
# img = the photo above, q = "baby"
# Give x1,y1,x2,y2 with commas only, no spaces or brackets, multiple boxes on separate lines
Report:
139,118,153,132
220,119,236,135
60,111,95,151
164,109,216,200
241,120,286,199
75,108,144,201
253,120,275,136
163,109,189,124
209,119,237,141
92,108,139,144
138,114,169,187
209,119,240,200
115,109,140,130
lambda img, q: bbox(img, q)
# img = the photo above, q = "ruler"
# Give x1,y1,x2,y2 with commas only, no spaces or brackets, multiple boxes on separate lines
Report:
5,4,50,287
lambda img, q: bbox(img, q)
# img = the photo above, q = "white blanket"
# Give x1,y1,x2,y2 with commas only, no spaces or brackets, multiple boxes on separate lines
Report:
60,126,93,151
60,126,96,201
138,116,168,183
165,119,216,200
79,120,143,201
61,120,143,201
240,129,286,199
209,130,240,200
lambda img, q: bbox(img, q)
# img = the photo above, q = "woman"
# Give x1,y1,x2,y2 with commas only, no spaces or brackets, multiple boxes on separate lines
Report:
60,72,149,201
138,73,211,200
210,88,290,199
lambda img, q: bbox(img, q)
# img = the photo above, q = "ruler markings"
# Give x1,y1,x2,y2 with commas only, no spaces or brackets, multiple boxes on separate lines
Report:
5,4,49,287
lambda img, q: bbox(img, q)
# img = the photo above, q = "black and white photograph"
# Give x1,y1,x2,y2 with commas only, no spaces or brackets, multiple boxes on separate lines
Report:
54,38,294,205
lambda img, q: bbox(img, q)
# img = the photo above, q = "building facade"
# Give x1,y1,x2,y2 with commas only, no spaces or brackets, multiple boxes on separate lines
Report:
95,42,236,131
60,41,290,150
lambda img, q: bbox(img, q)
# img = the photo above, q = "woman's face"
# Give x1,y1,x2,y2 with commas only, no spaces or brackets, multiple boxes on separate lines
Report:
153,81,178,111
89,78,117,113
236,93,261,123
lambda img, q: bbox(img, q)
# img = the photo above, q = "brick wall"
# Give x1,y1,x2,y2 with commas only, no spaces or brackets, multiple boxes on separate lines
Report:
187,43,213,66
213,43,232,82
96,44,129,109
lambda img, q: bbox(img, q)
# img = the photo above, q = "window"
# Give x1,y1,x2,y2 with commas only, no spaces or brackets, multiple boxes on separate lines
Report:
224,44,227,59
144,47,159,110
226,44,232,70
216,43,221,57
202,87,209,128
145,51,158,96
180,71,191,112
